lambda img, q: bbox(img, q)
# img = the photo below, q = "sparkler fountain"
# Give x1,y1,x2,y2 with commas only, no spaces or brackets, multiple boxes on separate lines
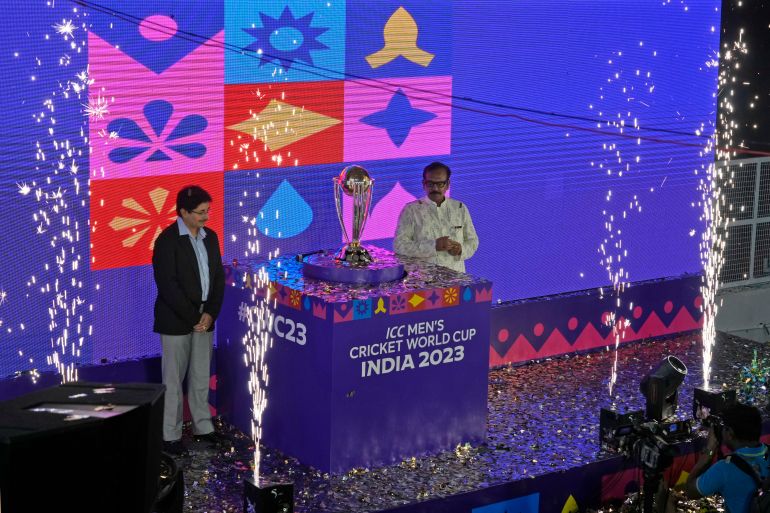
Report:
14,5,95,385
592,46,656,399
699,18,747,390
231,89,302,512
240,263,293,512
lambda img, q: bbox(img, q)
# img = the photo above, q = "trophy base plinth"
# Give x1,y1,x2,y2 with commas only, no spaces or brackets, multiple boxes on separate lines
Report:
335,244,373,264
302,245,405,284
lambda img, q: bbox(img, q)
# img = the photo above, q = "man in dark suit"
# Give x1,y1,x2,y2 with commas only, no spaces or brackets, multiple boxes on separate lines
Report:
152,185,225,456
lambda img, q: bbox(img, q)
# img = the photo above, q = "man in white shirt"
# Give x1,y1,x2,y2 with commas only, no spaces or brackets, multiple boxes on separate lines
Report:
394,162,479,273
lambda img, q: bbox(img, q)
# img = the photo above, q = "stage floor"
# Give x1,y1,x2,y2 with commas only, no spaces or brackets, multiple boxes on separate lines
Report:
178,332,765,512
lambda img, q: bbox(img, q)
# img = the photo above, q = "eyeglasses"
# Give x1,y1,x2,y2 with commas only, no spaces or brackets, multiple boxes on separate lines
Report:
190,209,210,216
423,180,448,189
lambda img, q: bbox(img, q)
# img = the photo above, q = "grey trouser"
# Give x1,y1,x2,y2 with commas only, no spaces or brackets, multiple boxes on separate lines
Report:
161,331,214,441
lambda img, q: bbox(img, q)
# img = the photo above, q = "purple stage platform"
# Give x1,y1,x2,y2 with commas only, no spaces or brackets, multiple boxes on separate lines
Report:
176,331,767,513
217,253,492,473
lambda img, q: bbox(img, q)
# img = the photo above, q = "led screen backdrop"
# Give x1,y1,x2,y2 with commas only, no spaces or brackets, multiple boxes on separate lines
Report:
1,0,719,377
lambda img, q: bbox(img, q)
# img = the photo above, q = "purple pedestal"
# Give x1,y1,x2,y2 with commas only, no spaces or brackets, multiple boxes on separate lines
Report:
301,245,405,284
217,252,492,474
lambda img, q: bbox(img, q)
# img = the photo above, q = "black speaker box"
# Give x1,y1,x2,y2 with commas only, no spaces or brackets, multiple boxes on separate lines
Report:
0,382,164,513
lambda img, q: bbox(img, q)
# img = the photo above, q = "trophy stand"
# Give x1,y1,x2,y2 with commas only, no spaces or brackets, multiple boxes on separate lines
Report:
335,241,373,264
301,166,405,284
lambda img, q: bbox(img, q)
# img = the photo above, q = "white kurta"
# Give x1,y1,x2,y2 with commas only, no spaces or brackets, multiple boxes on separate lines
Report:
393,196,479,273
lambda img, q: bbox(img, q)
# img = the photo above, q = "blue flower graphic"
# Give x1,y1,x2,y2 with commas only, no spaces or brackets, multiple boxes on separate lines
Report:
242,6,329,72
108,100,208,163
354,300,371,318
390,295,406,313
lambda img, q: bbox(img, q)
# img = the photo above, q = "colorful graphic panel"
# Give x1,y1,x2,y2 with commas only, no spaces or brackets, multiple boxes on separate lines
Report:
225,0,345,84
489,275,704,367
345,2,451,79
224,165,342,259
344,76,452,161
85,0,224,75
88,32,224,179
90,173,224,270
224,81,344,170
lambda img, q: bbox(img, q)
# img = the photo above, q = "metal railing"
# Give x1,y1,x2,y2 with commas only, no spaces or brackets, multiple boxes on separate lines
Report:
717,157,770,288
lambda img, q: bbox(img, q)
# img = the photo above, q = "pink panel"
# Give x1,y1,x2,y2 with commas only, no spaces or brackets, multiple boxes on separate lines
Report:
341,181,417,242
344,76,452,161
88,31,224,179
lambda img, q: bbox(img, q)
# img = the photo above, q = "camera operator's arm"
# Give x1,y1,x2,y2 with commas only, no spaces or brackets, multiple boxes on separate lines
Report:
685,428,720,499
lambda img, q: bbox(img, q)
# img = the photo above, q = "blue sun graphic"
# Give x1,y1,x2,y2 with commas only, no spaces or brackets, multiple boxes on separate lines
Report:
242,6,329,71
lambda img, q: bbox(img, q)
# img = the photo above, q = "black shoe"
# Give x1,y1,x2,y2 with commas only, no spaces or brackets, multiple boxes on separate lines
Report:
163,440,189,457
193,431,231,447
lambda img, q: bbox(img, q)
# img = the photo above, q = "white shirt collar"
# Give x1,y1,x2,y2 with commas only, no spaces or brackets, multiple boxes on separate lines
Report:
420,195,451,208
177,217,207,239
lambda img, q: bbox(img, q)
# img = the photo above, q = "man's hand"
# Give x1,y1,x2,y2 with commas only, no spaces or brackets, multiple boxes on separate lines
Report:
447,241,462,256
194,312,213,332
436,236,452,251
436,237,462,255
685,426,720,499
706,426,720,454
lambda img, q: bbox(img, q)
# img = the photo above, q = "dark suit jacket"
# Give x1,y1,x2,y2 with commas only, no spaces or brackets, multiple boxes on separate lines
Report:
152,221,225,335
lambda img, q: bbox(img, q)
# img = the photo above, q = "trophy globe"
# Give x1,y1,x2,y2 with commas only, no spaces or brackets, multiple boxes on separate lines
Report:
334,165,374,264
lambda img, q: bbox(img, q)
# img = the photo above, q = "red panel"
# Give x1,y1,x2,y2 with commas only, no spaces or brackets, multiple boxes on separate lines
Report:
224,81,344,170
90,173,224,270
